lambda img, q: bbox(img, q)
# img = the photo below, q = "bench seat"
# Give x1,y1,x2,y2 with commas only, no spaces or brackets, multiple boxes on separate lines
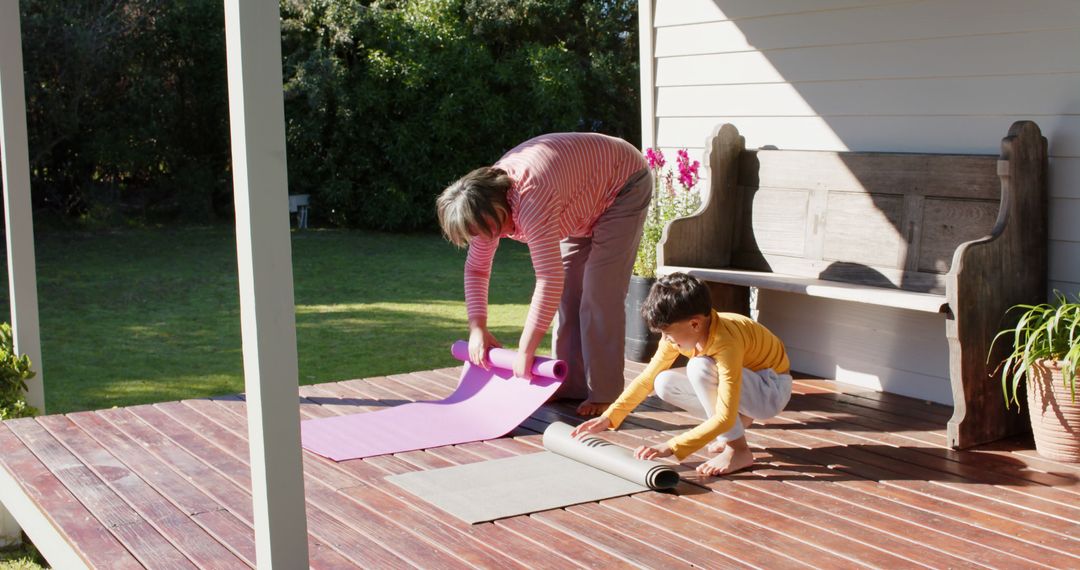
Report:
659,265,948,313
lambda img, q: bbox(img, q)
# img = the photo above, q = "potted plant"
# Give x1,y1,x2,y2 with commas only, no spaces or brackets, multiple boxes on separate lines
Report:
0,323,37,421
992,292,1080,462
624,148,702,361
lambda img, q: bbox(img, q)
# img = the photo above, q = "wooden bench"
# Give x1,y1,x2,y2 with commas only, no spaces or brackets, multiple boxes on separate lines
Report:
658,121,1047,449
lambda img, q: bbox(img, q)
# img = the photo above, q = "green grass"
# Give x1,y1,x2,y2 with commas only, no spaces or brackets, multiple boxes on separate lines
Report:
0,226,546,414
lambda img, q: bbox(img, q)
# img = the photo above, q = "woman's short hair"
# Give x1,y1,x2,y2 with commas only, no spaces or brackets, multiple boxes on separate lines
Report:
642,272,712,331
436,167,513,247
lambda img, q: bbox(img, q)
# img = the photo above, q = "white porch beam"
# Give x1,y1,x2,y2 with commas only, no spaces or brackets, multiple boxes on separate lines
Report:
1,0,45,547
0,462,87,567
223,1,309,568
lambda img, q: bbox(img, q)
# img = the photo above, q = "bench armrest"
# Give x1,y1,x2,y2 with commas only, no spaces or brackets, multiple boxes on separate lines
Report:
945,120,1048,448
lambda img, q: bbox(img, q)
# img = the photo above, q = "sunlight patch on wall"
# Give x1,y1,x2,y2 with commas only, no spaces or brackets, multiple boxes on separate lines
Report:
833,364,885,392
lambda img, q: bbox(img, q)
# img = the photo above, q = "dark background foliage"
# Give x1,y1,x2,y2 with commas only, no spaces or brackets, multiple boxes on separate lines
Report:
16,0,639,231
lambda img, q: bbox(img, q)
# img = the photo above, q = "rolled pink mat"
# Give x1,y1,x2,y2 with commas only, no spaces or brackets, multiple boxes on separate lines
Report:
450,340,568,380
301,341,567,461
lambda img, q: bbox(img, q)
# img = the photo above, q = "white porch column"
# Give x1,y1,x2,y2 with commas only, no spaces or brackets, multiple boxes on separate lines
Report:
1,0,45,547
638,0,656,150
223,1,309,567
0,1,44,413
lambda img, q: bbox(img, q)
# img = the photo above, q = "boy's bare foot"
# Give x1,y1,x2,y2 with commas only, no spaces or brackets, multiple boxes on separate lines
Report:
576,400,610,417
705,416,753,454
697,439,754,476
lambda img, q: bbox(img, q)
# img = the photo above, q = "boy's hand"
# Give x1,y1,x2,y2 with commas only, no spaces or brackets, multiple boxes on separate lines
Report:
634,443,674,461
571,417,611,439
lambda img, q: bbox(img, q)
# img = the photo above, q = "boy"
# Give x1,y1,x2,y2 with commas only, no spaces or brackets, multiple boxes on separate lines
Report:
571,273,792,475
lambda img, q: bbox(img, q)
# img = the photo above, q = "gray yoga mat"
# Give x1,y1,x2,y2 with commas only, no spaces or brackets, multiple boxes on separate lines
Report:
386,421,680,524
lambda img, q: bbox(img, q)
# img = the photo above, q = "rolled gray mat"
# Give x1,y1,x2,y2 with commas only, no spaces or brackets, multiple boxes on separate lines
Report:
387,420,680,524
542,421,679,490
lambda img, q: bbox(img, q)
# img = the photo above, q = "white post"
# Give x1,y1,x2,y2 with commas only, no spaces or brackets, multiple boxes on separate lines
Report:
1,0,45,546
223,1,309,568
638,0,656,151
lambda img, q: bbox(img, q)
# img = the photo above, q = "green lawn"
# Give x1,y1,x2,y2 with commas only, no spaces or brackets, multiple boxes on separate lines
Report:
1,226,546,414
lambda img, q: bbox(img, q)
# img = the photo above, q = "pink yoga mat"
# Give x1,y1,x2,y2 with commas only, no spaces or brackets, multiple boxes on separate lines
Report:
300,341,567,461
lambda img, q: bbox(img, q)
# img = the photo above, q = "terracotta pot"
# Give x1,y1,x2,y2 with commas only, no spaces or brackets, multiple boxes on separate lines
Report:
1026,359,1080,462
624,275,658,362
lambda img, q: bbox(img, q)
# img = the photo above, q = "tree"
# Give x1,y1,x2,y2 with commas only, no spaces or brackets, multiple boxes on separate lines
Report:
19,0,639,231
21,0,230,225
281,0,639,230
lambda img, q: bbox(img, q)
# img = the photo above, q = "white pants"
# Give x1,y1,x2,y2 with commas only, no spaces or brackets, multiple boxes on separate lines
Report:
654,356,792,443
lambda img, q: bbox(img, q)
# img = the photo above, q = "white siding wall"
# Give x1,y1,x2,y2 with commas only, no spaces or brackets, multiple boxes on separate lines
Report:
644,0,1080,403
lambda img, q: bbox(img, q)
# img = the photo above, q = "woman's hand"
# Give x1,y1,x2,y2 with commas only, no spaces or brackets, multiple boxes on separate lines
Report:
571,417,612,439
634,443,674,461
513,350,534,380
468,326,501,370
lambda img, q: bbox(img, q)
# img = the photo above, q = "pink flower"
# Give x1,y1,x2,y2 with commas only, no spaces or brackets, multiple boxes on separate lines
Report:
645,148,666,170
635,147,703,278
675,149,699,191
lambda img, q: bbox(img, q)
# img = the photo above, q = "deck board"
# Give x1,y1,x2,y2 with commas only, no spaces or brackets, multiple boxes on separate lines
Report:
34,414,246,570
2,362,1079,569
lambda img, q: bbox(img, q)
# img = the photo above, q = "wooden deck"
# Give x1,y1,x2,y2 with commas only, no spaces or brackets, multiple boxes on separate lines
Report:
2,361,1079,569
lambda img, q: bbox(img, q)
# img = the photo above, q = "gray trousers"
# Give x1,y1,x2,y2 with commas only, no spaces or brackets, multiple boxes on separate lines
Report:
554,168,652,401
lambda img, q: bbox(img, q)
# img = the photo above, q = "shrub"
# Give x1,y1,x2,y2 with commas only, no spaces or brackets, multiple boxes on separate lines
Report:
280,0,639,231
21,0,639,231
20,0,231,226
0,324,38,421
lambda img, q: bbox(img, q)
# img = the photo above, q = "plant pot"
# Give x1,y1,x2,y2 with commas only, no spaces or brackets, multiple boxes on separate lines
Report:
1026,359,1080,462
624,275,659,362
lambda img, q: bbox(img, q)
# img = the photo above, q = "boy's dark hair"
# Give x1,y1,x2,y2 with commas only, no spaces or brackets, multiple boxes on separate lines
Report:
642,273,712,331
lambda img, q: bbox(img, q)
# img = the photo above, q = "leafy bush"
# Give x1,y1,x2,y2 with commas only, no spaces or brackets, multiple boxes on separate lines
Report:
0,324,38,421
280,0,639,230
20,0,232,226
19,0,638,232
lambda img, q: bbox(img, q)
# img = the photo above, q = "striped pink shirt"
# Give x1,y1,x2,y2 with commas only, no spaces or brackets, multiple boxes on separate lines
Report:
464,133,646,339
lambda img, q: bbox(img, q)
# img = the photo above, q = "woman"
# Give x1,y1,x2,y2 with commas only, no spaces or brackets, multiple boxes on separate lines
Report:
436,132,651,416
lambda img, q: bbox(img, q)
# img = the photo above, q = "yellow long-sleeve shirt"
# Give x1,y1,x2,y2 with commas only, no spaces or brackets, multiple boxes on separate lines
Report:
602,310,790,460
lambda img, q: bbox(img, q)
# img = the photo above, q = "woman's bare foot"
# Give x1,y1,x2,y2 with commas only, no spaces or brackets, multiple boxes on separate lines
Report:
697,437,753,476
576,400,611,417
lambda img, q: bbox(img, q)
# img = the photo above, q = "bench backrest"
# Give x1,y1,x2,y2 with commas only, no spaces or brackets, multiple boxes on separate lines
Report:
727,148,1001,295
